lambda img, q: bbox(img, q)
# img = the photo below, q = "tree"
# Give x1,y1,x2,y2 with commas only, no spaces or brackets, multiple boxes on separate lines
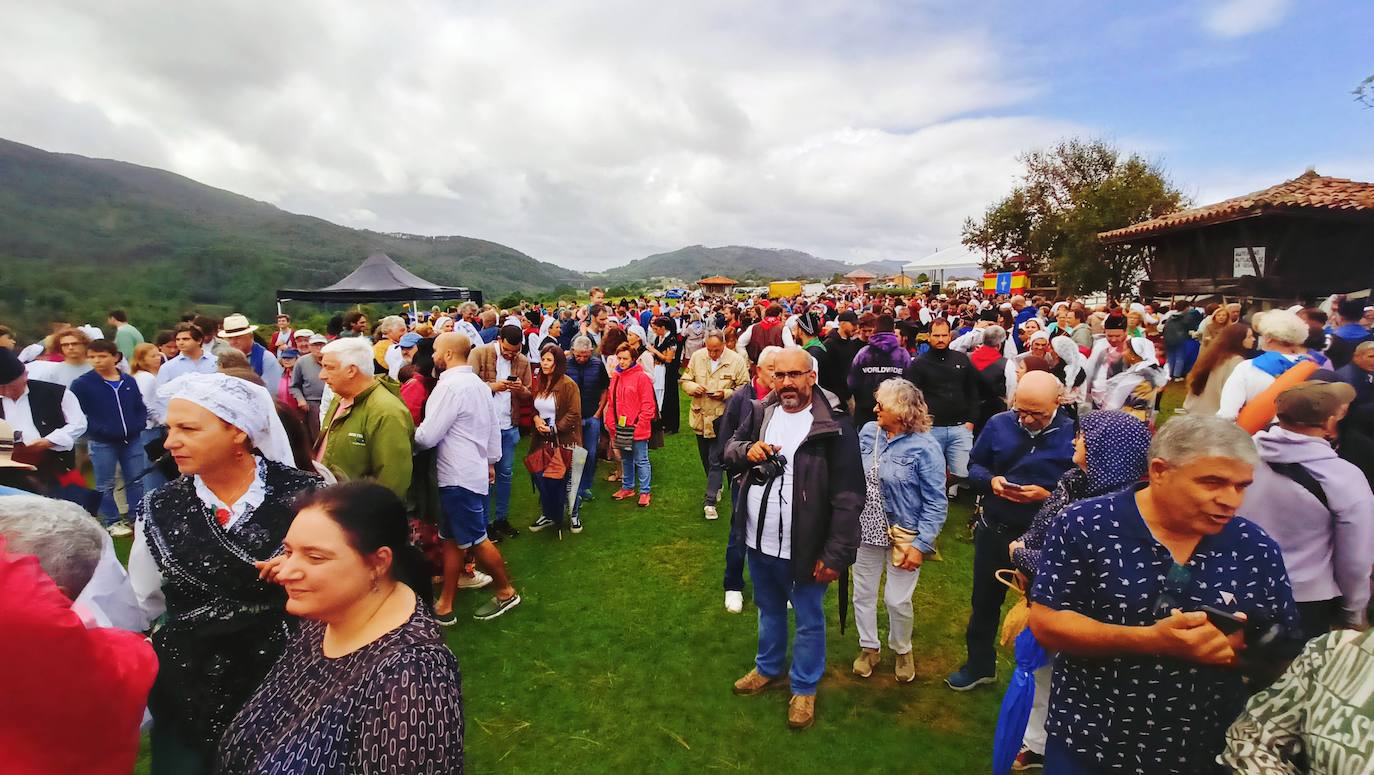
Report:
961,138,1186,297
916,273,929,284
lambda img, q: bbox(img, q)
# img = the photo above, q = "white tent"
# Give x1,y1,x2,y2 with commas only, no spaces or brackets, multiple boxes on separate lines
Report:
903,246,985,285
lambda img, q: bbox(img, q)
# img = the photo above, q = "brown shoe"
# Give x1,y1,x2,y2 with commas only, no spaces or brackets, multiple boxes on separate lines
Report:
732,668,775,695
787,694,815,730
894,651,916,683
852,647,881,678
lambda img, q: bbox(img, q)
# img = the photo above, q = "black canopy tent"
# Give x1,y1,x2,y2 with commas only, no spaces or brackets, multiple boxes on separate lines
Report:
277,252,483,305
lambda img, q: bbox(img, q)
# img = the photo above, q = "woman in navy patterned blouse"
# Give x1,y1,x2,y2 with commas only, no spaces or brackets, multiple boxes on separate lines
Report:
217,482,464,774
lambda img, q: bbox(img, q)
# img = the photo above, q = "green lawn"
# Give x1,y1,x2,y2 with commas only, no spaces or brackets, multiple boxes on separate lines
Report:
124,386,1207,773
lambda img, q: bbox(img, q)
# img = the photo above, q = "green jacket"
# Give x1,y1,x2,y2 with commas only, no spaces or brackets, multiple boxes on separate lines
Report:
319,378,414,497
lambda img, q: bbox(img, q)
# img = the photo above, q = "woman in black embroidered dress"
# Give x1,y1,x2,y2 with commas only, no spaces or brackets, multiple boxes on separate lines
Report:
218,482,464,775
128,373,320,775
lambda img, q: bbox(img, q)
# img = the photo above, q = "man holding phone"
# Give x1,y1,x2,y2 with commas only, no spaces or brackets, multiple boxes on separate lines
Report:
949,371,1075,691
680,333,750,520
472,325,532,540
1028,415,1300,774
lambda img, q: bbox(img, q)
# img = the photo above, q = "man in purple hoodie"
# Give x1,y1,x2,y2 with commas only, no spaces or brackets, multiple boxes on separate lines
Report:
845,314,910,427
1241,379,1374,638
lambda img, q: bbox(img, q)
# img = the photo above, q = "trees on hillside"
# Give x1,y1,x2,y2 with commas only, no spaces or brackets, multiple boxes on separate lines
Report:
961,138,1186,298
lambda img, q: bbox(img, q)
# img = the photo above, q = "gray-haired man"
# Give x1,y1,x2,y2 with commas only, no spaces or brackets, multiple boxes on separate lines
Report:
1029,415,1301,774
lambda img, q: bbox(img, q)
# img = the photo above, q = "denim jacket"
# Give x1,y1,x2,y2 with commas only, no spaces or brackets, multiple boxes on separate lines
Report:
857,422,948,554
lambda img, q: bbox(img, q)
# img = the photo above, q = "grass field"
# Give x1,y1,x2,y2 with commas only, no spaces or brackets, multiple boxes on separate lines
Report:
125,383,1188,774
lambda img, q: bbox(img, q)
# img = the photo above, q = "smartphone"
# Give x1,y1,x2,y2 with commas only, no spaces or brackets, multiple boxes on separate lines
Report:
505,375,519,382
1002,481,1024,491
1200,605,1247,635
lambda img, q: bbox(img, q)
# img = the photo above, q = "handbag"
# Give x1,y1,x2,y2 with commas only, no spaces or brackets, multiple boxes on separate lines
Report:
610,384,638,451
524,430,571,480
870,434,918,566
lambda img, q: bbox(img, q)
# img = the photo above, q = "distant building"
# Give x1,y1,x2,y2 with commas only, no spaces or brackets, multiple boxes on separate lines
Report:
1100,170,1374,303
697,275,738,296
844,269,877,289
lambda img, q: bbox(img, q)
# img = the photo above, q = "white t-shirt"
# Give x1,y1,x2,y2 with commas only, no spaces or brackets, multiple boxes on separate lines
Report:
534,393,556,426
494,348,514,429
744,406,814,560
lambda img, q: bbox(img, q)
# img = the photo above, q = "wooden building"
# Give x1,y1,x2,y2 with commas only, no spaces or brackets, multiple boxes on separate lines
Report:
1099,170,1374,303
844,269,877,289
697,275,738,296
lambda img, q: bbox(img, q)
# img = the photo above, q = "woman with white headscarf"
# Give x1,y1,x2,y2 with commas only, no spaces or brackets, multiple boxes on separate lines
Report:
1050,335,1089,410
1098,337,1168,421
128,373,322,775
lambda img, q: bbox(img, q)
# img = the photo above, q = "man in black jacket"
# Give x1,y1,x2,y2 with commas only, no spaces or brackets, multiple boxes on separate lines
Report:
723,347,861,731
904,318,980,497
823,311,863,408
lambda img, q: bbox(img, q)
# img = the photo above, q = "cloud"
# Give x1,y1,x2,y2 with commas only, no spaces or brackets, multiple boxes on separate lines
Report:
1201,0,1291,38
0,0,1081,270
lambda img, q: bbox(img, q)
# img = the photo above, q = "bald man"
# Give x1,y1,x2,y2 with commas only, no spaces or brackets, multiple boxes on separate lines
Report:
948,369,1076,691
414,332,522,622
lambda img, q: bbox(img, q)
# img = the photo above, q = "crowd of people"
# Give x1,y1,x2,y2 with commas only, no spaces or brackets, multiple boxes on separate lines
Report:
2,285,1373,774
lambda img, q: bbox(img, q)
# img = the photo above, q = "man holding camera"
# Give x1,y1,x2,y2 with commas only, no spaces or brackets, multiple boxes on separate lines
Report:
1028,415,1301,774
723,347,861,730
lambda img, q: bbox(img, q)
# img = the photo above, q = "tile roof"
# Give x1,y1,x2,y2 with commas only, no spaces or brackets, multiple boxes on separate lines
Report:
1098,170,1374,242
697,275,738,284
844,269,877,279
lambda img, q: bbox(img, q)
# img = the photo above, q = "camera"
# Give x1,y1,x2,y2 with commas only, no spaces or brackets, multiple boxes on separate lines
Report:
748,451,787,485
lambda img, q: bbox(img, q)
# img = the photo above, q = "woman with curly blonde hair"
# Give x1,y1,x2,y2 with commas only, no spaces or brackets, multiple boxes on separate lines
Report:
851,378,949,683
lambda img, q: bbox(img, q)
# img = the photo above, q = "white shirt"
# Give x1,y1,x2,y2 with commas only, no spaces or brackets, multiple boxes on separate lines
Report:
413,366,502,494
494,348,515,429
1216,355,1304,420
534,393,556,426
1,383,87,451
454,319,482,345
385,342,406,380
133,371,158,428
744,406,814,560
26,360,92,388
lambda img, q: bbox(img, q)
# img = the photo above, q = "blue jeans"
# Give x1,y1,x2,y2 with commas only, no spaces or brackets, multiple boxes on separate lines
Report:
489,426,520,523
620,439,651,494
928,424,973,479
89,438,148,525
724,480,746,591
747,548,828,695
533,471,568,527
577,419,600,498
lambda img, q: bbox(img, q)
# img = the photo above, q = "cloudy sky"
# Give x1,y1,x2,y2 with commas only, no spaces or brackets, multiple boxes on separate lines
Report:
1,0,1370,271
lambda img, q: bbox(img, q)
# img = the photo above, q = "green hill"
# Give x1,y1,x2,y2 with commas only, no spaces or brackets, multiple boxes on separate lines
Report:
597,244,904,284
0,138,582,336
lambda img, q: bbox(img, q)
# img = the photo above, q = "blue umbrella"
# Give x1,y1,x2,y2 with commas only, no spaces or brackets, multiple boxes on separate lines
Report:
992,628,1051,775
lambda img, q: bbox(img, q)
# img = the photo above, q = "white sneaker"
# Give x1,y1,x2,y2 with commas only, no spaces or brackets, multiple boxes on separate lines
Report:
724,590,744,614
703,505,718,520
107,521,133,538
458,571,493,590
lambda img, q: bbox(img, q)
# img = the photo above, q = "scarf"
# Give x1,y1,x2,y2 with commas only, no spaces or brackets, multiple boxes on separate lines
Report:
1251,350,1310,378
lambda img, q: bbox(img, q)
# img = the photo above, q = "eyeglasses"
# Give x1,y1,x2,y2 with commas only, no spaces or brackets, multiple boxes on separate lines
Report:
1151,562,1192,619
874,402,884,413
1013,406,1051,421
773,370,812,382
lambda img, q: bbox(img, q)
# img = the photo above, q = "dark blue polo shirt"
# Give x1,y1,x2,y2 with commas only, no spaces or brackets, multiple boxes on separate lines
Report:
1030,485,1299,774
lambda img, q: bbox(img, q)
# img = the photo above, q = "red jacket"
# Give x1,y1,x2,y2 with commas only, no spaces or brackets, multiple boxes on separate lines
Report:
604,362,657,440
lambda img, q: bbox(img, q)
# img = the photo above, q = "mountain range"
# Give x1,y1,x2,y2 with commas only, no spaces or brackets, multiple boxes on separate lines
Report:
594,245,902,284
0,138,904,335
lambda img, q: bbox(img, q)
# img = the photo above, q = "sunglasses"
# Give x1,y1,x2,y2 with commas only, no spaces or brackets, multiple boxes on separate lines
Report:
1151,563,1192,619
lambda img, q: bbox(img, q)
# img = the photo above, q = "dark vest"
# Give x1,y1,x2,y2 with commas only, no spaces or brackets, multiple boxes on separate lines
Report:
745,321,783,363
0,380,76,470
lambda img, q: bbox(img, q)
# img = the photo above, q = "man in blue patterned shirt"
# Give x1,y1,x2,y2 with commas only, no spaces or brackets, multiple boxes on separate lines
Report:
1028,414,1301,774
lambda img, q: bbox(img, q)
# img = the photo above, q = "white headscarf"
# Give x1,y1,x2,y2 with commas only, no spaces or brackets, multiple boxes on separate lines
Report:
1051,335,1086,389
158,372,296,467
625,323,647,344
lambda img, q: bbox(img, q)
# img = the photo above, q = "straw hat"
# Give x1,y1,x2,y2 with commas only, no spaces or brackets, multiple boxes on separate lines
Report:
219,313,256,339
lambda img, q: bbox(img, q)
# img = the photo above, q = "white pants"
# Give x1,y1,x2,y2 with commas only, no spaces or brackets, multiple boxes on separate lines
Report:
851,543,922,654
1022,660,1054,754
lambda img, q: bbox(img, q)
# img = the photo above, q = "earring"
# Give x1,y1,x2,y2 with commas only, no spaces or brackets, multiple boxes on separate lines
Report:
371,575,380,593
